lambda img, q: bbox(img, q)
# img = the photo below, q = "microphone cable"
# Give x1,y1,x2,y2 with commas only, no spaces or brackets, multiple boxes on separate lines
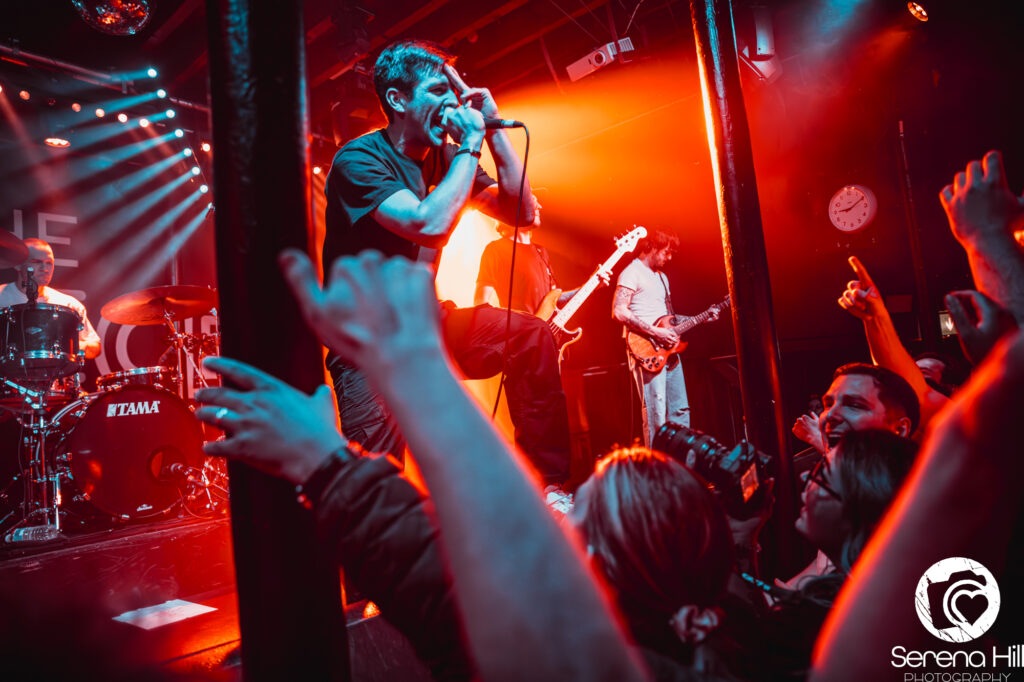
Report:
491,125,530,420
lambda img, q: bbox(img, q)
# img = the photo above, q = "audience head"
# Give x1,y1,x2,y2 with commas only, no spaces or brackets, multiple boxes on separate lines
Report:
570,446,734,645
373,40,455,123
821,363,920,445
914,351,967,397
796,429,918,572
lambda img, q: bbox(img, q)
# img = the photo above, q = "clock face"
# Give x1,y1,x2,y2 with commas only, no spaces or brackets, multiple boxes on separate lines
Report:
828,185,877,232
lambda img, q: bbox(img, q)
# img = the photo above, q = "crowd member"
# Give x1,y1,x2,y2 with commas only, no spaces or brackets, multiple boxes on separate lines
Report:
735,430,917,681
0,237,101,360
613,230,719,445
475,201,609,316
812,150,1024,680
322,39,573,490
784,362,919,587
197,249,647,682
836,256,949,433
569,446,739,679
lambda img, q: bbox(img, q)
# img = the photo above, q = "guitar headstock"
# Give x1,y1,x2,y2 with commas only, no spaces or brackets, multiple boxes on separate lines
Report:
615,226,647,252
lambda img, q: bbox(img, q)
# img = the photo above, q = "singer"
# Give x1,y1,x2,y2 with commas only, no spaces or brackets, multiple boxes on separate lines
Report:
0,237,101,359
322,39,573,491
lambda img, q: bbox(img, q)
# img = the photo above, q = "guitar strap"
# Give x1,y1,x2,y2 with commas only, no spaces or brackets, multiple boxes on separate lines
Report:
658,271,675,317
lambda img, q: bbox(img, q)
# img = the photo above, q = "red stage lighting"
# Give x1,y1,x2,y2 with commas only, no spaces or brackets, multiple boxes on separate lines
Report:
907,2,929,22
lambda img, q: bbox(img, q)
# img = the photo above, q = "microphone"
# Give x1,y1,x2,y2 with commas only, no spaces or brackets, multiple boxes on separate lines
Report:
484,117,525,129
24,266,39,305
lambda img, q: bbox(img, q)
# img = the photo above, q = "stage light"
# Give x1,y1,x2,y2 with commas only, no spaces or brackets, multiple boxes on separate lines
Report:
95,108,106,117
0,84,4,95
174,129,184,138
19,90,30,101
312,165,323,175
200,184,209,194
44,136,71,148
907,2,928,21
165,109,176,118
191,167,201,176
183,148,193,157
71,0,153,36
200,142,211,152
157,88,167,99
117,113,128,123
139,118,151,128
71,102,82,112
147,67,158,78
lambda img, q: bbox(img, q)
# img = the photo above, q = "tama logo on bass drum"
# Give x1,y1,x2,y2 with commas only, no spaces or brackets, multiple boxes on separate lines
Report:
106,400,161,417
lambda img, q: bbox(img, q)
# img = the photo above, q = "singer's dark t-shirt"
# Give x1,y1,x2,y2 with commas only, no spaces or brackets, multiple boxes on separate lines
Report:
322,128,495,272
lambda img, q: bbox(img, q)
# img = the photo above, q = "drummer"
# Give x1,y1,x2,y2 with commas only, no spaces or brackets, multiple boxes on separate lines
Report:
0,238,101,359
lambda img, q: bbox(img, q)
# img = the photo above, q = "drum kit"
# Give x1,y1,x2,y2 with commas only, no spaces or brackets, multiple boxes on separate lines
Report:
0,232,227,544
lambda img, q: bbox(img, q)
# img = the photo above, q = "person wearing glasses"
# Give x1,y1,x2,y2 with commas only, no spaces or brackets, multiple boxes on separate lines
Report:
731,429,918,681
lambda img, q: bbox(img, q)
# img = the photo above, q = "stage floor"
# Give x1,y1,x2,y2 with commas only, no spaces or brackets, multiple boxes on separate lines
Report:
0,516,432,680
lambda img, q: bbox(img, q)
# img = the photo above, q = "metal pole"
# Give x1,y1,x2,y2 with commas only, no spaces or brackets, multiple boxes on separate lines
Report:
205,1,348,678
688,0,795,559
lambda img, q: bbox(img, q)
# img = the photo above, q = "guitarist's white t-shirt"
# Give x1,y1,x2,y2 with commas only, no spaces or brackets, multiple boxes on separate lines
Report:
617,259,671,324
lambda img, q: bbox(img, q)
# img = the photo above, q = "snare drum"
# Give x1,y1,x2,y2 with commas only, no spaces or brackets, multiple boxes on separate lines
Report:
1,303,83,381
97,366,180,394
49,385,204,520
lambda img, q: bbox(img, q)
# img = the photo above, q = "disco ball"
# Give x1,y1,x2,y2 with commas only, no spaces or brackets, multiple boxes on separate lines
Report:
70,0,153,36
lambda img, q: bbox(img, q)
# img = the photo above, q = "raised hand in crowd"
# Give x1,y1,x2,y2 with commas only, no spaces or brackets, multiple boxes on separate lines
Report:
274,248,646,682
944,289,1017,366
196,358,342,484
792,411,826,454
939,149,1024,324
837,256,948,436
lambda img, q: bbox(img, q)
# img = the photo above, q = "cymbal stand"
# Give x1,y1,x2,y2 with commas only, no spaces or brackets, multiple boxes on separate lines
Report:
162,308,218,400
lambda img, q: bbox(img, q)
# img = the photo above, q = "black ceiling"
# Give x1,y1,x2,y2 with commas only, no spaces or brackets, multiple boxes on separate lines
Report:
4,1,697,144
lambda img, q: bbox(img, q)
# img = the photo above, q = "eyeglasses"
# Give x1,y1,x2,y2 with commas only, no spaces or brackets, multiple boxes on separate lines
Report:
805,457,842,500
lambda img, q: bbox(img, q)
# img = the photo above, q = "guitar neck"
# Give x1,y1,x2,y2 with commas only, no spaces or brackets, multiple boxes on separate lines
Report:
671,306,719,336
551,247,630,327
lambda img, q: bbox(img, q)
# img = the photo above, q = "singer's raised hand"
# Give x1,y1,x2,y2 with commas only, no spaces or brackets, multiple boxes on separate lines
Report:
444,63,499,119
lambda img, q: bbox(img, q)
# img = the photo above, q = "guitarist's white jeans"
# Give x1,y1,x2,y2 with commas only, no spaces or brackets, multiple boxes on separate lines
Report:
630,353,690,447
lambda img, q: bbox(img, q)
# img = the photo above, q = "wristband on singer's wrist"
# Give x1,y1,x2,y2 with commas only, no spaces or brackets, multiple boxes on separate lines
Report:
295,441,364,510
453,146,481,160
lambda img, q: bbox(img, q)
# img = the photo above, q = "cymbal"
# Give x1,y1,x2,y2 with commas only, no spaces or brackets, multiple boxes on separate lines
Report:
102,285,218,325
0,231,29,268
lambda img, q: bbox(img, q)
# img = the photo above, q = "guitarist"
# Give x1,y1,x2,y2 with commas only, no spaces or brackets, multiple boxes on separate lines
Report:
474,203,610,316
612,230,714,446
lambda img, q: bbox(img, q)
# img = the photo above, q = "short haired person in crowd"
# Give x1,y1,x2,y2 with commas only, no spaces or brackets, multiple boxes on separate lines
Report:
837,256,949,432
0,237,101,359
322,39,574,492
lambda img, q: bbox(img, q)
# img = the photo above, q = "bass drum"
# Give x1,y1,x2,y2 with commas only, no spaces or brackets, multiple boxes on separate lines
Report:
50,385,205,520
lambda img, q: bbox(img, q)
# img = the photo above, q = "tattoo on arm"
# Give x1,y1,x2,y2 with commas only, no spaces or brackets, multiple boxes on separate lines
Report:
613,287,658,336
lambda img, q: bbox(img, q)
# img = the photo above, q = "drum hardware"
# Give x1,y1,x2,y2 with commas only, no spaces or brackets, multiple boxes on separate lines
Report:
101,285,219,400
1,409,65,543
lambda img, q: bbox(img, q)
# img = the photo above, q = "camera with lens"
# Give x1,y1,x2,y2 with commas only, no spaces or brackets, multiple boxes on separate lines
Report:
653,422,773,519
